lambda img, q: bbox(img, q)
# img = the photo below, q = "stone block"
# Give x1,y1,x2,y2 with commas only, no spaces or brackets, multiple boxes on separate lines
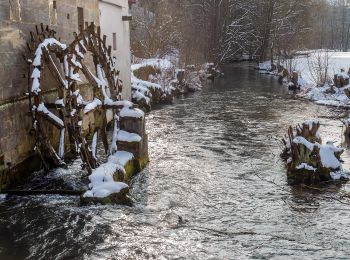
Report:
120,116,145,136
117,133,148,160
0,4,10,21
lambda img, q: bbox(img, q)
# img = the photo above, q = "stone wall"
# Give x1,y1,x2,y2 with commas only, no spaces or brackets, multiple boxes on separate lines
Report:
0,0,99,186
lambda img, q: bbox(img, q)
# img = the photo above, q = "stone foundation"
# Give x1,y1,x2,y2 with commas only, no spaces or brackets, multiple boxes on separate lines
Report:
118,115,149,182
0,0,100,187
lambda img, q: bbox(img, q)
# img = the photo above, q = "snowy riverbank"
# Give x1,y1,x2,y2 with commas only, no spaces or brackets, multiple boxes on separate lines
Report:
131,57,207,110
258,51,350,108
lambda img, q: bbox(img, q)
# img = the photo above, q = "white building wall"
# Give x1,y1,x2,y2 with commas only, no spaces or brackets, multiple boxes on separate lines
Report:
99,0,132,100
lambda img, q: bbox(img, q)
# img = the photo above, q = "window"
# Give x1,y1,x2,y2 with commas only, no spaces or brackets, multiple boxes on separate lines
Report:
77,7,84,30
50,0,57,25
113,33,117,51
9,0,21,21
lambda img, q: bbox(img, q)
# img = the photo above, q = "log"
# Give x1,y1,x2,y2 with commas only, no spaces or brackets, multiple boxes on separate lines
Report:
2,190,84,196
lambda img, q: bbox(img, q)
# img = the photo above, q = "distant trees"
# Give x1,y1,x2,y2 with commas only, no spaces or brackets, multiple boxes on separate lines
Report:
130,0,182,58
130,0,340,65
251,0,312,62
307,0,350,51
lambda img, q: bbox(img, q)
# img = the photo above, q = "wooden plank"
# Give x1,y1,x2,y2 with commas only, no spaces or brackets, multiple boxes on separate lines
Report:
2,190,84,196
80,62,99,89
43,49,67,89
37,111,65,129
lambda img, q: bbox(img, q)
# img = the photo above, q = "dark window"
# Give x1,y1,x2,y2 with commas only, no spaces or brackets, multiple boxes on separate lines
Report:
77,7,84,30
113,33,117,51
53,1,56,9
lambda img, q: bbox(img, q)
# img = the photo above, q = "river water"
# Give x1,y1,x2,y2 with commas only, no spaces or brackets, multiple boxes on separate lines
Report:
1,64,350,259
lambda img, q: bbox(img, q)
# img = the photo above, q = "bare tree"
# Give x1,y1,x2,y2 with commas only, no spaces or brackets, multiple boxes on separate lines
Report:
307,50,331,86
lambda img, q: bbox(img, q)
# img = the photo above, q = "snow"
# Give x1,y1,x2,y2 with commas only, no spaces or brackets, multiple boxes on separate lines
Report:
131,58,173,72
83,132,137,199
338,71,349,79
84,181,128,198
72,89,80,96
293,136,315,151
70,109,77,117
58,128,65,158
64,56,69,77
108,151,134,167
319,142,343,169
110,114,119,155
305,86,328,101
84,98,102,114
330,171,349,180
83,162,128,198
131,55,203,100
132,90,151,104
91,132,98,159
37,103,64,127
133,84,151,96
33,38,67,67
258,51,350,107
132,76,162,90
303,119,319,131
296,163,317,172
76,94,85,105
258,61,272,71
293,136,343,170
69,67,82,82
70,54,82,69
75,44,84,59
104,98,134,108
31,68,41,78
55,99,65,107
276,51,350,107
31,78,41,94
113,100,133,107
117,130,142,142
120,106,144,118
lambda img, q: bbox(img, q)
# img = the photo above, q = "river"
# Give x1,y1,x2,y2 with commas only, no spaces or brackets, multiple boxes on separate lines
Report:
1,64,350,259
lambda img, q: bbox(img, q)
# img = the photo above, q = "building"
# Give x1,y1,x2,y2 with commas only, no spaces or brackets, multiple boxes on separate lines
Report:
99,0,132,100
0,0,132,186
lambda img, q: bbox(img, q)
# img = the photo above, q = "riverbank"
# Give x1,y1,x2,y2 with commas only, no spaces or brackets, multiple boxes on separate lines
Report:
258,51,350,108
130,57,209,111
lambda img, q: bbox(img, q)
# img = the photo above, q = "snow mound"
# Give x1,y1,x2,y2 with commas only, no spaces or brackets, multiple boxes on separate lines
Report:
131,58,173,72
117,130,142,142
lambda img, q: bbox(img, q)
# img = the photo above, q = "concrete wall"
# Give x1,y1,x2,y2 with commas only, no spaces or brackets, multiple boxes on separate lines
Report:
0,0,99,183
99,0,132,100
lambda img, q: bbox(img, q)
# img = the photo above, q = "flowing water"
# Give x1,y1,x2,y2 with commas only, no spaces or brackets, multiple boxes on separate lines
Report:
1,64,350,259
